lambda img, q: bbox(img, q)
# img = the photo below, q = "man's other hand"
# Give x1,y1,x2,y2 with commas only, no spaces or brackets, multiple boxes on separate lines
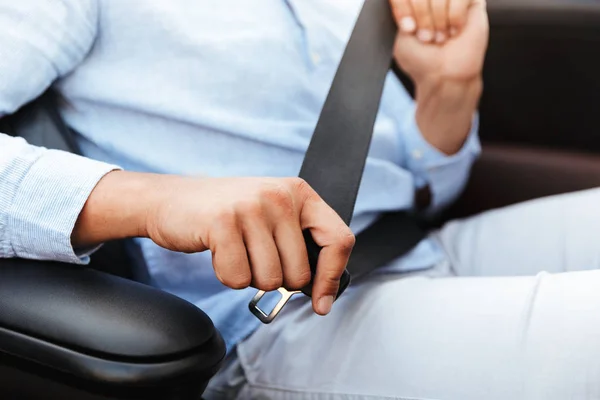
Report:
389,0,488,155
72,172,354,316
390,0,489,84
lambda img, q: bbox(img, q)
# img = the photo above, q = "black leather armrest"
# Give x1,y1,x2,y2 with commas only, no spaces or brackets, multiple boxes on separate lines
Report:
0,258,225,399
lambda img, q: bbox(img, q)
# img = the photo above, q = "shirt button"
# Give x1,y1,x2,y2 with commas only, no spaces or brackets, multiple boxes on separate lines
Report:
311,52,322,64
412,149,423,160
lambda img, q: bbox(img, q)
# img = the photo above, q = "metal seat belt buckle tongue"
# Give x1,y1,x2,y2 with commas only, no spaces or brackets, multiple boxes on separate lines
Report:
249,233,351,324
249,0,397,324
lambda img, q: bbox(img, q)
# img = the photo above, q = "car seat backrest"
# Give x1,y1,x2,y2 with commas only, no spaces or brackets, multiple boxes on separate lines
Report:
482,0,600,153
443,0,600,220
0,91,78,152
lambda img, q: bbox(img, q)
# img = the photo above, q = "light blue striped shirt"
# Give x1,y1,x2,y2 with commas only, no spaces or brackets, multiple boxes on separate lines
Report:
0,0,480,352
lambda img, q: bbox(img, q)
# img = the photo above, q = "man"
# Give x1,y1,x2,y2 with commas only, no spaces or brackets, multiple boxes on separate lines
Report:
2,0,600,398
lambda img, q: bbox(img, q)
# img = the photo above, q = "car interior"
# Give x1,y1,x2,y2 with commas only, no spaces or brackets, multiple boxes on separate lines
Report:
1,0,599,398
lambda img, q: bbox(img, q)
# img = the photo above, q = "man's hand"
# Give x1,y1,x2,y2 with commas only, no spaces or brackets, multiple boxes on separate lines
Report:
72,172,355,316
390,0,488,82
390,0,489,154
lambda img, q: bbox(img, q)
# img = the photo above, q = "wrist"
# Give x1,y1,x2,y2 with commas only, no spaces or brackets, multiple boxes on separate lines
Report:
415,73,482,95
414,75,482,155
72,170,158,247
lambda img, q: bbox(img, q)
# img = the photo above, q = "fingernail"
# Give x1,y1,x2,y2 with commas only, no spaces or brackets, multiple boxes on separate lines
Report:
450,27,458,37
317,295,334,315
399,16,417,33
435,31,447,44
417,29,434,43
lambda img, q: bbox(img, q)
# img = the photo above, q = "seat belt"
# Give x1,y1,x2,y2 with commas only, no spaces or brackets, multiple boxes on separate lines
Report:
249,0,428,323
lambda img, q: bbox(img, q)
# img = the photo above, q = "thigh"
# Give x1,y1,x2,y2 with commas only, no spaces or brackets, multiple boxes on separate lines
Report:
435,188,600,277
223,271,600,400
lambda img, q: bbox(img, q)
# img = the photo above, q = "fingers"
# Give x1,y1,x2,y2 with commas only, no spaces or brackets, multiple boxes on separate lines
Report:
448,0,470,36
390,0,417,33
410,0,435,43
213,179,313,294
258,181,312,290
211,212,252,290
273,218,312,290
240,201,284,292
296,180,354,315
208,177,352,317
431,0,449,42
391,0,473,43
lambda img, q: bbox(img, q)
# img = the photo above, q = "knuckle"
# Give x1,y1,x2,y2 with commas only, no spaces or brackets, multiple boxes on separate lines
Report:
215,208,237,229
322,271,342,288
297,269,313,288
236,199,263,218
220,271,252,290
264,182,295,215
289,177,313,199
255,274,283,292
337,230,356,254
285,268,312,290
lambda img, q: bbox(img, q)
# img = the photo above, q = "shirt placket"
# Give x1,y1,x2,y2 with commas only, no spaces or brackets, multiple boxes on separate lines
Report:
283,0,327,71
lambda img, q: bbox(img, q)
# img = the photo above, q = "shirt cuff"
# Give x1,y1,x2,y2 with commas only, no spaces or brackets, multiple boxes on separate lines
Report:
6,149,120,264
401,105,481,213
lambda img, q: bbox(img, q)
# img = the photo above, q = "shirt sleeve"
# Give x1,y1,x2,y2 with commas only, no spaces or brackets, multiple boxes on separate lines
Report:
0,0,120,263
0,135,120,263
399,101,481,214
0,0,99,113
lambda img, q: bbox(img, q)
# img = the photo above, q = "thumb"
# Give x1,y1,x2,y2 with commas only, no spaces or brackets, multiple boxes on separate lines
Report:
297,186,355,315
310,242,353,315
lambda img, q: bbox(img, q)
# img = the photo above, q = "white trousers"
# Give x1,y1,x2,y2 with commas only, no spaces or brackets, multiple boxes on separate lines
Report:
205,188,600,400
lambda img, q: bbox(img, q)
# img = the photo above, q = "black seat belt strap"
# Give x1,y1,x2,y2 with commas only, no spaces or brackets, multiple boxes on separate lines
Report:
249,0,428,323
299,0,397,225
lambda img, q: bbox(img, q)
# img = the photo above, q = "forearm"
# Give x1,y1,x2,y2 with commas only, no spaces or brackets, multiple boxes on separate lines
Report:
397,78,482,214
415,76,483,155
72,170,156,248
